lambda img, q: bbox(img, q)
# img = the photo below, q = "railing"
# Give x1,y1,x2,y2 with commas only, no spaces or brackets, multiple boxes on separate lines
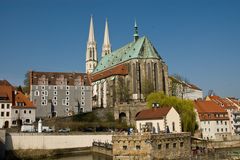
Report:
92,141,112,150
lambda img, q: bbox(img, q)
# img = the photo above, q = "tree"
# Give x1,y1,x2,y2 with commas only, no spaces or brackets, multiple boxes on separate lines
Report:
146,92,197,133
23,71,30,94
170,74,192,99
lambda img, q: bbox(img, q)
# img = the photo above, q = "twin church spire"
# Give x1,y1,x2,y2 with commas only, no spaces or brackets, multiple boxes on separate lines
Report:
86,16,138,73
86,16,111,73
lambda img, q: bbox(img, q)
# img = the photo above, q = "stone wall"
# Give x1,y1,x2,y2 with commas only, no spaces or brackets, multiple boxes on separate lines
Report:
114,102,147,125
112,132,191,160
5,133,112,150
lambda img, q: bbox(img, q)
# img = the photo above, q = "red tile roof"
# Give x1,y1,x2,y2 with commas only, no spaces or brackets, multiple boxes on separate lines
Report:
91,64,128,82
30,71,91,86
135,107,172,120
194,100,229,121
0,80,35,108
208,96,238,110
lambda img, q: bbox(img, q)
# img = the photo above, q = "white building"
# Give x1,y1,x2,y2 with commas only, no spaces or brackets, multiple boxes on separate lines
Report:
194,100,231,140
0,80,36,128
135,106,181,133
168,76,203,100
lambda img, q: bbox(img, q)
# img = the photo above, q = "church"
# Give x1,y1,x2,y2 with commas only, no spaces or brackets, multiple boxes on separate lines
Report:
86,16,169,109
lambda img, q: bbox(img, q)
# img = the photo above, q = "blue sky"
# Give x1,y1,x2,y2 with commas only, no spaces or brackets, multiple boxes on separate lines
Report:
0,0,240,98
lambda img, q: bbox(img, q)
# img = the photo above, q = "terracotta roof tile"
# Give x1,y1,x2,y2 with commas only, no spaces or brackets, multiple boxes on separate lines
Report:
194,100,229,121
135,107,172,120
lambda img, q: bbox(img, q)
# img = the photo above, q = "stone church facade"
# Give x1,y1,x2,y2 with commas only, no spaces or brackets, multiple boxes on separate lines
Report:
86,17,169,116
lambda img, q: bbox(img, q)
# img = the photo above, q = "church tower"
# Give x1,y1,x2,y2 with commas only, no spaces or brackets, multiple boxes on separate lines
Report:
86,16,98,73
102,19,111,57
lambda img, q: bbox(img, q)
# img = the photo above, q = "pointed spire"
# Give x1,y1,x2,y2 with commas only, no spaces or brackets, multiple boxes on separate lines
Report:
88,15,95,42
86,15,97,73
134,19,139,42
102,18,111,57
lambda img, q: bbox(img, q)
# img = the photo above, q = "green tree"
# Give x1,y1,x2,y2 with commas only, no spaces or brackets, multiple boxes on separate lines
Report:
23,71,30,94
146,92,197,134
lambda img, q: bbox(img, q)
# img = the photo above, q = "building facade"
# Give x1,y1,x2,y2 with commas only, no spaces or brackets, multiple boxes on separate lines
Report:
29,71,92,118
88,18,169,108
194,100,231,140
0,80,36,128
168,76,203,100
135,107,181,133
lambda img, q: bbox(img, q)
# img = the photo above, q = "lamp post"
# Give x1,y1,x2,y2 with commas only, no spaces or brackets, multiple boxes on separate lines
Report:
152,103,159,108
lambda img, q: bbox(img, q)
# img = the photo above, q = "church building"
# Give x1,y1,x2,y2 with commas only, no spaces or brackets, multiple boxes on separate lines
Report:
86,17,169,108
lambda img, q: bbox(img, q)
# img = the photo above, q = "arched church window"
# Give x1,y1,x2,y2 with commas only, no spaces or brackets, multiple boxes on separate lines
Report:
133,63,136,93
154,63,158,91
147,63,151,79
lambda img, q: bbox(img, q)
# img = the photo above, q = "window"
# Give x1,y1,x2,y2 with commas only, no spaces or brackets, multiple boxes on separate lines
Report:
225,121,227,125
41,91,45,95
136,145,141,150
26,119,30,123
7,104,10,109
158,144,162,149
6,112,9,117
54,86,57,90
41,96,45,100
180,142,184,147
12,121,16,125
66,86,70,90
81,97,85,100
173,143,176,148
166,143,169,149
34,90,39,96
66,96,69,101
65,108,69,112
66,102,69,106
24,110,26,114
123,146,127,150
66,91,70,95
53,101,57,106
221,128,223,132
41,86,45,90
15,110,18,114
1,104,4,109
81,86,84,90
81,101,85,105
54,91,57,95
225,128,227,132
217,121,219,125
81,91,85,95
217,128,219,132
29,110,31,114
172,122,175,132
53,96,57,100
62,99,66,105
1,112,4,117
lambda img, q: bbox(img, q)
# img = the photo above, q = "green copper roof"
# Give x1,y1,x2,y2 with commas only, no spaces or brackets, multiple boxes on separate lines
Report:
93,36,162,73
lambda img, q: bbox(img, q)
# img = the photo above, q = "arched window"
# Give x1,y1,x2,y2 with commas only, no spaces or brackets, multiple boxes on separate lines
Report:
153,63,158,91
147,63,151,80
172,122,175,132
133,63,136,93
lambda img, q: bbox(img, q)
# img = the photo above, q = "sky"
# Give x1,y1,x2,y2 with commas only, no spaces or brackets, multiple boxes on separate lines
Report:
0,0,240,98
